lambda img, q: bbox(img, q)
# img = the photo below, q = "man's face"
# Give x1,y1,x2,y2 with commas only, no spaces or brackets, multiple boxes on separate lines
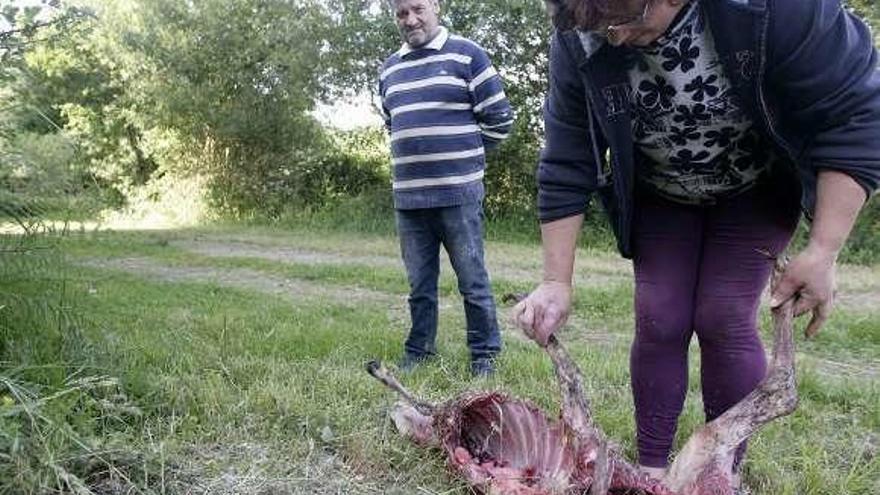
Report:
394,0,441,48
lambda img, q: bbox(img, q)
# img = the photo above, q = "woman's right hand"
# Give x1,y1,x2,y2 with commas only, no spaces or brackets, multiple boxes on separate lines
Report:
512,281,573,347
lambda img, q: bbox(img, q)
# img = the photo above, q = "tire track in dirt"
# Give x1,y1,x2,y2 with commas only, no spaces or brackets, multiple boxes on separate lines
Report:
177,239,403,269
171,236,880,312
77,257,402,308
74,257,551,347
75,256,609,349
178,238,626,346
172,238,632,289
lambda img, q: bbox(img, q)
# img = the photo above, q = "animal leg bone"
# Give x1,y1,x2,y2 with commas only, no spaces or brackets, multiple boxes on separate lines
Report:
665,263,798,493
545,335,611,495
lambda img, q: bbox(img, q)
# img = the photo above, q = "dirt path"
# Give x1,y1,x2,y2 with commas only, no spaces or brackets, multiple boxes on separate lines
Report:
176,239,402,269
78,257,401,308
79,235,878,375
173,237,879,308
174,234,628,345
172,238,631,289
76,255,610,349
76,256,555,346
832,264,880,309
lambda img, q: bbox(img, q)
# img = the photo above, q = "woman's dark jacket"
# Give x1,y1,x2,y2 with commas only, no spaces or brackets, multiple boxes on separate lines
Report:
537,0,880,258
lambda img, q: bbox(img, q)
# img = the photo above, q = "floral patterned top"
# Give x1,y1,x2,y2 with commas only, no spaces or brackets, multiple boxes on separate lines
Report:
628,0,774,204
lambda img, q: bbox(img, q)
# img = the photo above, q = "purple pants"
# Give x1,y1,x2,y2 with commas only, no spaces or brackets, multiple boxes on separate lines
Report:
630,184,799,468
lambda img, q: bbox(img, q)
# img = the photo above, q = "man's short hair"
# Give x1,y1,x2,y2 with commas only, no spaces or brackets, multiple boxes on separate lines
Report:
388,0,441,8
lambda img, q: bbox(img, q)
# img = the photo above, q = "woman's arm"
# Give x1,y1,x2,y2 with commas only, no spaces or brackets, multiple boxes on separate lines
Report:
514,214,584,346
770,170,868,337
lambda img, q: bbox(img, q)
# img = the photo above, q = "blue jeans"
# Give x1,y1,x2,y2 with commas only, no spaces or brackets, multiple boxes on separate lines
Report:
395,202,501,361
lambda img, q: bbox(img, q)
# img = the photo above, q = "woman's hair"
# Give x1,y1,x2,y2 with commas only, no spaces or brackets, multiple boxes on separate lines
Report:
547,0,616,31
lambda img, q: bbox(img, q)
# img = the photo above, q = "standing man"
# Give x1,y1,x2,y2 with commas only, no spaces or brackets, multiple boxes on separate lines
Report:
379,0,514,377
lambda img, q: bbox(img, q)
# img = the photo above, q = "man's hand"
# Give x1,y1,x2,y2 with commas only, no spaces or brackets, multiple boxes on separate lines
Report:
512,281,572,346
770,245,837,338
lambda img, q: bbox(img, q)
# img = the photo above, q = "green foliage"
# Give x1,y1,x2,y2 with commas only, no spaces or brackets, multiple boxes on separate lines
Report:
847,0,879,44
278,188,396,236
0,14,132,224
103,0,325,141
842,196,880,265
0,2,92,71
0,129,115,222
483,119,541,219
3,0,381,219
314,1,400,98
0,0,878,263
0,232,149,493
203,126,390,218
76,0,394,217
2,132,74,193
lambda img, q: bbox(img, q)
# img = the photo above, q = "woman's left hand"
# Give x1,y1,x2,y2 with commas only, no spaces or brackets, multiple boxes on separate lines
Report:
770,245,837,338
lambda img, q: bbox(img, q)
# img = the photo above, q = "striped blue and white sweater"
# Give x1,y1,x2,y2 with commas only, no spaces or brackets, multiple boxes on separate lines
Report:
379,27,514,210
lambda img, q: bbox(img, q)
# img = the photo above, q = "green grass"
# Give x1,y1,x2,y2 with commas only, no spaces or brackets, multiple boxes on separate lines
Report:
2,226,879,494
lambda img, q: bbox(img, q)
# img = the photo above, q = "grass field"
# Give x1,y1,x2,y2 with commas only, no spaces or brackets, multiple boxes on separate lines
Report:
1,225,878,494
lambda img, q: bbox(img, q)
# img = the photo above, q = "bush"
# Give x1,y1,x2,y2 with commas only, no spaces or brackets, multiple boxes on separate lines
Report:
1,132,76,193
279,187,396,235
842,196,880,265
99,172,212,229
483,119,541,220
0,130,118,222
206,126,390,219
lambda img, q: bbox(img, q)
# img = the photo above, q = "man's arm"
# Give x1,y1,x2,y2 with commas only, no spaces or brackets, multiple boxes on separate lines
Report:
770,170,868,337
468,47,514,149
377,79,392,133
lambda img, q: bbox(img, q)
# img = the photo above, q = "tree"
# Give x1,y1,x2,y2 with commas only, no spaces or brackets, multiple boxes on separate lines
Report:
0,1,106,220
847,0,879,41
2,0,876,224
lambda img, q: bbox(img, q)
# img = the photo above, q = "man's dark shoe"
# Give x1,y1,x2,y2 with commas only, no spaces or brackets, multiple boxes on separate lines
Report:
397,353,432,373
470,357,496,378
